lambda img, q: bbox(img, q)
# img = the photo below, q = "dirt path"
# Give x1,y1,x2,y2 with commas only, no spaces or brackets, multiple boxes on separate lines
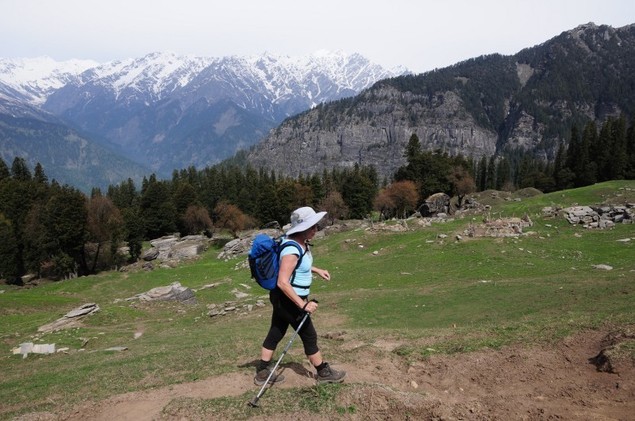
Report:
21,328,635,420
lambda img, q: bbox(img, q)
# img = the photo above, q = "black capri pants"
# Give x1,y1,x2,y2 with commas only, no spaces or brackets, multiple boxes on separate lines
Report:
262,287,319,356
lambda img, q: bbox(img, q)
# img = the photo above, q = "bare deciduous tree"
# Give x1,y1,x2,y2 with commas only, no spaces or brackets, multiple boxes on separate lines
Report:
182,205,213,235
214,201,255,238
319,191,349,224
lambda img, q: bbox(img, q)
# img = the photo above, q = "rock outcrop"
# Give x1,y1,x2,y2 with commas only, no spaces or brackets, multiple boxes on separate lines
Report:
560,204,633,228
123,282,196,304
38,303,100,333
141,234,211,263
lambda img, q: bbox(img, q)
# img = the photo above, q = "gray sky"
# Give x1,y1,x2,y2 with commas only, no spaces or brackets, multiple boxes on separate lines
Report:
2,0,634,73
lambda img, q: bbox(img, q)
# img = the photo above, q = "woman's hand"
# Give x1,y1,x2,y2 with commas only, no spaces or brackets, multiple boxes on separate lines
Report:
303,300,318,313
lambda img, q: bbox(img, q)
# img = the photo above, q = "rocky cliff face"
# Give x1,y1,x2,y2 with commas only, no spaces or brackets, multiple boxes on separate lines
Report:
247,23,635,179
249,87,497,178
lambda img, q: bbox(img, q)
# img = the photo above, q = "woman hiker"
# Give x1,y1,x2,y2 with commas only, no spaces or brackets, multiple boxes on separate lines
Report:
255,206,346,385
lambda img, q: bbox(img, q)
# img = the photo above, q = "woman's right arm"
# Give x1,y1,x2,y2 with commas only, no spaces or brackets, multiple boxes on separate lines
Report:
277,254,306,309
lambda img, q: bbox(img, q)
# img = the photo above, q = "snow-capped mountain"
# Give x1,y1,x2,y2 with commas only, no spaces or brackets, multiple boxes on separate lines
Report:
45,51,406,174
0,51,406,185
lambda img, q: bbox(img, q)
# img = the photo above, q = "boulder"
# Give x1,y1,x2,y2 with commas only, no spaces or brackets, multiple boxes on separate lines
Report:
38,303,100,333
217,229,281,260
142,248,160,261
420,193,451,217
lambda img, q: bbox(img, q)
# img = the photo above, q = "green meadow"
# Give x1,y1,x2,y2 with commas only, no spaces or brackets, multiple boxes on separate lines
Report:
1,180,634,419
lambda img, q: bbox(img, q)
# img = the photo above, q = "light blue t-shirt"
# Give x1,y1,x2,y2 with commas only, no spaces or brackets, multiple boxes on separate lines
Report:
279,239,313,296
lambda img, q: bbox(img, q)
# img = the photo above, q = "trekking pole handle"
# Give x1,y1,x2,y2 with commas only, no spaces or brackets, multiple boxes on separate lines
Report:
302,299,318,312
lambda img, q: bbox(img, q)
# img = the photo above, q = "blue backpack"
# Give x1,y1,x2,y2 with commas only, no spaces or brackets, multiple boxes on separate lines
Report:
248,234,305,290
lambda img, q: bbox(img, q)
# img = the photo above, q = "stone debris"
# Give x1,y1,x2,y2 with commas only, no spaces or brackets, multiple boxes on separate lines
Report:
562,204,633,228
104,346,128,352
464,215,533,238
13,342,56,358
38,303,100,333
194,283,219,291
592,264,614,271
231,288,250,299
207,299,266,318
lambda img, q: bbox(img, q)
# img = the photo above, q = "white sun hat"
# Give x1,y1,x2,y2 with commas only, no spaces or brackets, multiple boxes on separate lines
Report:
286,206,327,235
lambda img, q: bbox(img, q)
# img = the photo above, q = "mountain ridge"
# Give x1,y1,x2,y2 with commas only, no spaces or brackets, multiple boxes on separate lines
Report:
245,23,635,179
0,50,404,187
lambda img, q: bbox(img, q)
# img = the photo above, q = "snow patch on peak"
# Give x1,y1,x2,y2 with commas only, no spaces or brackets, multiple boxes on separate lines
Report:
85,52,216,99
0,56,99,104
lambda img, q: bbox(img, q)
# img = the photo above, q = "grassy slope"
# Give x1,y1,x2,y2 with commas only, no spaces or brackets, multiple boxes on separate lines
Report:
0,180,634,419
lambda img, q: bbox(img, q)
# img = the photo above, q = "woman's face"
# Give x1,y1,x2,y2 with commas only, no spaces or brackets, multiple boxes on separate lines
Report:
306,224,318,239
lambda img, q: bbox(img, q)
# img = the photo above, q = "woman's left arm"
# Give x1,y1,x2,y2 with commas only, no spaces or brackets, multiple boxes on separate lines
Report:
312,266,331,281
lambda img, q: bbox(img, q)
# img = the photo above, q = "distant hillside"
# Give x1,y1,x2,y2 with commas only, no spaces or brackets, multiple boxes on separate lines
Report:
0,111,149,192
246,23,635,179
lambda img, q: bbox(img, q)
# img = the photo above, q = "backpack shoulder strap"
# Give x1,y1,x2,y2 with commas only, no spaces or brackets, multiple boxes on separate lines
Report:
279,239,305,264
279,239,306,286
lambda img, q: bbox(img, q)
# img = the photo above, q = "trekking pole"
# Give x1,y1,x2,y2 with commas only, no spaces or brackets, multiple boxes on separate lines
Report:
248,300,316,408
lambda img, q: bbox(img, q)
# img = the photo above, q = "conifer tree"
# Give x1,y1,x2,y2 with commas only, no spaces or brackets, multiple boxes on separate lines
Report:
309,173,325,206
256,173,280,225
108,178,139,211
577,122,598,186
554,141,575,190
0,158,9,181
609,116,628,180
139,175,177,239
34,163,48,184
487,156,496,190
0,174,35,277
172,182,199,218
341,164,377,219
477,156,488,191
405,133,421,161
517,152,549,189
495,158,511,190
11,157,31,181
122,208,143,261
42,185,89,277
626,117,635,178
0,213,19,283
565,125,581,177
275,178,299,222
595,120,613,182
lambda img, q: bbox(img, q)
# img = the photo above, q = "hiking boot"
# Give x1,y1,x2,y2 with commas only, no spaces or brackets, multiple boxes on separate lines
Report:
254,368,285,386
316,362,346,384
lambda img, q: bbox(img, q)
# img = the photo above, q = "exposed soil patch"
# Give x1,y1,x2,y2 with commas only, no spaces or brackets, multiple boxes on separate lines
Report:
21,327,635,420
